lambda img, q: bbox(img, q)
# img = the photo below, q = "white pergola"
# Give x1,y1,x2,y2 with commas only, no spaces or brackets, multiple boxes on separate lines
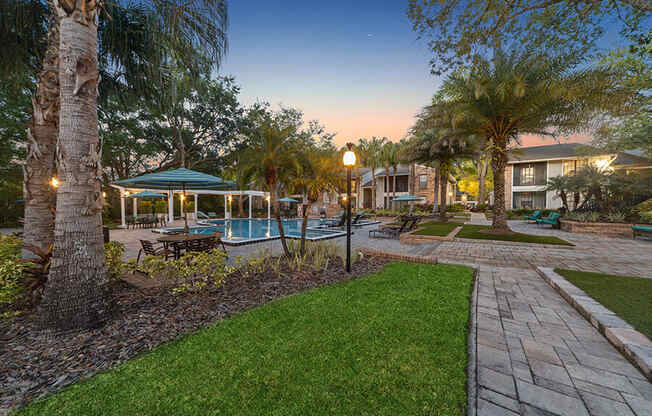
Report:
109,185,271,228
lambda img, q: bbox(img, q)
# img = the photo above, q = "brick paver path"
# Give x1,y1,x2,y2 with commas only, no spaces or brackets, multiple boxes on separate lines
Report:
468,212,492,225
474,266,652,415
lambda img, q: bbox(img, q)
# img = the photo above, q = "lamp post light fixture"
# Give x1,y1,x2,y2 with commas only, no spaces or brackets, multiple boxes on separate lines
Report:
50,177,59,188
343,143,356,273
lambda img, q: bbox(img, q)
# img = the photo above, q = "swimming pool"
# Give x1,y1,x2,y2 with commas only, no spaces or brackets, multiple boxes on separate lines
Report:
158,218,347,245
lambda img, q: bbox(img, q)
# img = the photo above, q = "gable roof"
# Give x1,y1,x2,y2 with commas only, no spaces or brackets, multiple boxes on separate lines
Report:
508,143,583,163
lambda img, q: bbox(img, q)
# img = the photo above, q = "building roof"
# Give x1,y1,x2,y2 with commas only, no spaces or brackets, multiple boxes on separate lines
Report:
508,143,583,162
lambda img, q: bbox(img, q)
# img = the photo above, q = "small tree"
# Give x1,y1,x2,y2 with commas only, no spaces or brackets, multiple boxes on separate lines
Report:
545,176,571,212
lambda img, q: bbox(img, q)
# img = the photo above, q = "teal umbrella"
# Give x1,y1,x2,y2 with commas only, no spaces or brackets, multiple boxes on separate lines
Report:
127,192,167,217
112,168,234,233
278,197,299,203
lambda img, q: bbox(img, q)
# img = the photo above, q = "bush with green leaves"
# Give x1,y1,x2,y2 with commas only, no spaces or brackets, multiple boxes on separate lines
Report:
634,199,652,224
131,249,232,294
104,242,125,280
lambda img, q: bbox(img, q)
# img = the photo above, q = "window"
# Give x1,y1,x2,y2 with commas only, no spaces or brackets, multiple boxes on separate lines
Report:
384,176,408,192
513,162,547,186
419,174,428,190
563,160,575,176
513,192,546,209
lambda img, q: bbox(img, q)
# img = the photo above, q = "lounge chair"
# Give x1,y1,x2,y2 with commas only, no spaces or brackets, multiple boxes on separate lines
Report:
536,212,561,228
137,239,174,263
633,225,652,240
197,211,211,220
524,210,542,223
208,212,218,218
369,218,411,239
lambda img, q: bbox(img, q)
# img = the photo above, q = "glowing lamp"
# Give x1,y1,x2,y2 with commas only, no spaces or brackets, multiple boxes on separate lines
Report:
102,191,107,198
50,177,59,188
343,149,356,167
124,191,130,196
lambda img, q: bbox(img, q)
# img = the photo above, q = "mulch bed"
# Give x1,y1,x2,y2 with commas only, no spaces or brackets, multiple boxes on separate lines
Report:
0,256,390,413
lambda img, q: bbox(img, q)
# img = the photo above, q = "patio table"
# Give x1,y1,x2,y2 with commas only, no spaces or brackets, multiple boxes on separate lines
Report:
157,233,217,259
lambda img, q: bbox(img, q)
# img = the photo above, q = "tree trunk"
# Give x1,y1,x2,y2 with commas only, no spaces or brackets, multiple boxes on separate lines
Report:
490,136,510,232
23,14,59,259
433,168,440,215
300,203,310,256
272,186,290,257
439,167,448,222
39,0,111,331
477,158,487,204
371,168,376,210
177,127,186,168
355,166,360,210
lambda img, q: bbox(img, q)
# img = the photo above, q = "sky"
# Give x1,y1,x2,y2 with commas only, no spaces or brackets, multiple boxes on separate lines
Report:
216,0,624,149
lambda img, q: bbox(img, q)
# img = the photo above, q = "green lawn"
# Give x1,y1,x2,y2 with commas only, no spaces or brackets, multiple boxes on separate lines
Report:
412,221,463,237
456,224,573,246
20,263,474,416
555,269,652,339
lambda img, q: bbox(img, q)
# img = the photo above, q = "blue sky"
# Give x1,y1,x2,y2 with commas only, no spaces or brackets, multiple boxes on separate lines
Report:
217,1,646,148
218,0,436,146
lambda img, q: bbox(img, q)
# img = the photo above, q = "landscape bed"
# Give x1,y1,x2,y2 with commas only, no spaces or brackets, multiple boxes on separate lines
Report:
4,260,474,415
412,221,463,237
554,269,652,339
456,224,573,246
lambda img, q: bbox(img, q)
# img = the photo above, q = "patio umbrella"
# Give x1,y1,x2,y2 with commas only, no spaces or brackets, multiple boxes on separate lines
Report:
278,197,299,203
127,191,167,217
113,168,235,233
393,195,424,214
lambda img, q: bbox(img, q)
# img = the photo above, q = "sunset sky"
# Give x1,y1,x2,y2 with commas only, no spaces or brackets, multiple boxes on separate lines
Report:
219,1,623,148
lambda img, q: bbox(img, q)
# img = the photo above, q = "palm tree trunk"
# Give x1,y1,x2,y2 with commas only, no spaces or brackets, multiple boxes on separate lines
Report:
478,158,487,204
371,168,376,210
433,168,440,215
439,168,448,222
490,136,509,232
392,166,397,210
300,202,310,256
40,1,110,331
23,14,59,259
272,186,290,257
355,166,360,210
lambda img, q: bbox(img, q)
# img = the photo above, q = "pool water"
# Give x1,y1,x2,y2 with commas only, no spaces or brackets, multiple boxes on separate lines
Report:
162,218,346,244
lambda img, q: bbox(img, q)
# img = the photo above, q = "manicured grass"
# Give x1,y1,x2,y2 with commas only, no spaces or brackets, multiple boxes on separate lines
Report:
412,221,463,237
20,263,474,416
555,269,652,340
456,224,573,246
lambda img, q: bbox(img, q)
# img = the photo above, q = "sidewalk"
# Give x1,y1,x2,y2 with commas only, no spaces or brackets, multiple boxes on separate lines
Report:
468,212,492,225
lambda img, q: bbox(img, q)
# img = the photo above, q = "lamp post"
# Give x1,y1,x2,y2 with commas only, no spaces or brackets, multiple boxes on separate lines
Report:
343,143,356,273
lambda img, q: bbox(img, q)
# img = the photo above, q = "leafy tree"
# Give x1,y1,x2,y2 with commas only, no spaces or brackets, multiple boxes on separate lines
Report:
457,159,493,202
408,0,650,75
545,175,571,212
437,49,636,232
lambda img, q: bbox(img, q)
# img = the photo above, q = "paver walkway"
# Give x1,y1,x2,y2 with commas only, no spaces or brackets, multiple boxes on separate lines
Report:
468,212,492,225
473,266,652,415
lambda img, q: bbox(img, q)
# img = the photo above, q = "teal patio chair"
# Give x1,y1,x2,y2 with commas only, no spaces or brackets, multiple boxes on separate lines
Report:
524,210,542,222
536,212,561,228
632,225,652,240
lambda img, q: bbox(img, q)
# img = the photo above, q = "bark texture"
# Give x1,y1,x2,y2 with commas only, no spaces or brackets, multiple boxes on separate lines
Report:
439,167,448,221
490,136,509,232
23,15,60,258
272,186,290,257
432,168,440,215
40,0,111,331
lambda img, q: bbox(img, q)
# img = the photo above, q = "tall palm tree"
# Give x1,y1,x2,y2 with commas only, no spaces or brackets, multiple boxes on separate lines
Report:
358,136,385,210
437,49,635,232
37,0,229,330
409,123,476,221
293,150,342,255
244,120,298,257
380,141,399,209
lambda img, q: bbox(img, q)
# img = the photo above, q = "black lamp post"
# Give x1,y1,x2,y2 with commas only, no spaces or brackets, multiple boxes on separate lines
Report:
343,143,356,273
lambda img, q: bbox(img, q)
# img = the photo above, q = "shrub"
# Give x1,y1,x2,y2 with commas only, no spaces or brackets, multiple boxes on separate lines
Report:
606,211,626,223
104,242,125,281
132,249,231,294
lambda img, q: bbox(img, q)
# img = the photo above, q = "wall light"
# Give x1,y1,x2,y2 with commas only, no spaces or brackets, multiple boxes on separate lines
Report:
124,190,130,197
50,177,59,188
180,194,185,200
102,191,107,198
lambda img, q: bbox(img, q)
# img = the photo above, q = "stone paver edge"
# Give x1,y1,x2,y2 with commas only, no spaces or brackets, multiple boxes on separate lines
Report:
537,267,652,381
358,248,438,264
467,268,479,416
453,237,575,249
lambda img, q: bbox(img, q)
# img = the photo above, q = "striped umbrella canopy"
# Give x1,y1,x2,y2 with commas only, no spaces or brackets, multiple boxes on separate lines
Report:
126,191,167,198
112,168,235,190
278,197,299,203
392,195,424,202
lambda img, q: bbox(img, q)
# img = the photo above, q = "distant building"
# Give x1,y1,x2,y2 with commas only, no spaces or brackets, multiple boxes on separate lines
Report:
504,143,652,210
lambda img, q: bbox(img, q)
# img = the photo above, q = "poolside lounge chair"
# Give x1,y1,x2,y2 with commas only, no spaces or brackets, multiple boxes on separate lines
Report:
197,211,210,219
536,212,561,228
208,212,218,218
633,225,652,240
137,239,174,263
368,218,411,239
524,210,542,223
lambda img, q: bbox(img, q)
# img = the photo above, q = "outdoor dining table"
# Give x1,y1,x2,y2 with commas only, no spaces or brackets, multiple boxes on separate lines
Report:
157,233,218,259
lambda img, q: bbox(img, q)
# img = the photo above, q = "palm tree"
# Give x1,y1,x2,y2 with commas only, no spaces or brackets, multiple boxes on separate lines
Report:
380,141,399,209
293,150,342,255
437,49,635,232
358,136,385,210
409,123,476,221
545,176,571,212
37,0,229,330
244,120,298,257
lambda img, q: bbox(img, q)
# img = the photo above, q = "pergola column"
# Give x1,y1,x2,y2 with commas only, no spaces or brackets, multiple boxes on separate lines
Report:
267,195,271,219
194,194,198,221
224,194,228,219
132,197,137,218
120,194,126,228
168,190,174,223
248,193,252,218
